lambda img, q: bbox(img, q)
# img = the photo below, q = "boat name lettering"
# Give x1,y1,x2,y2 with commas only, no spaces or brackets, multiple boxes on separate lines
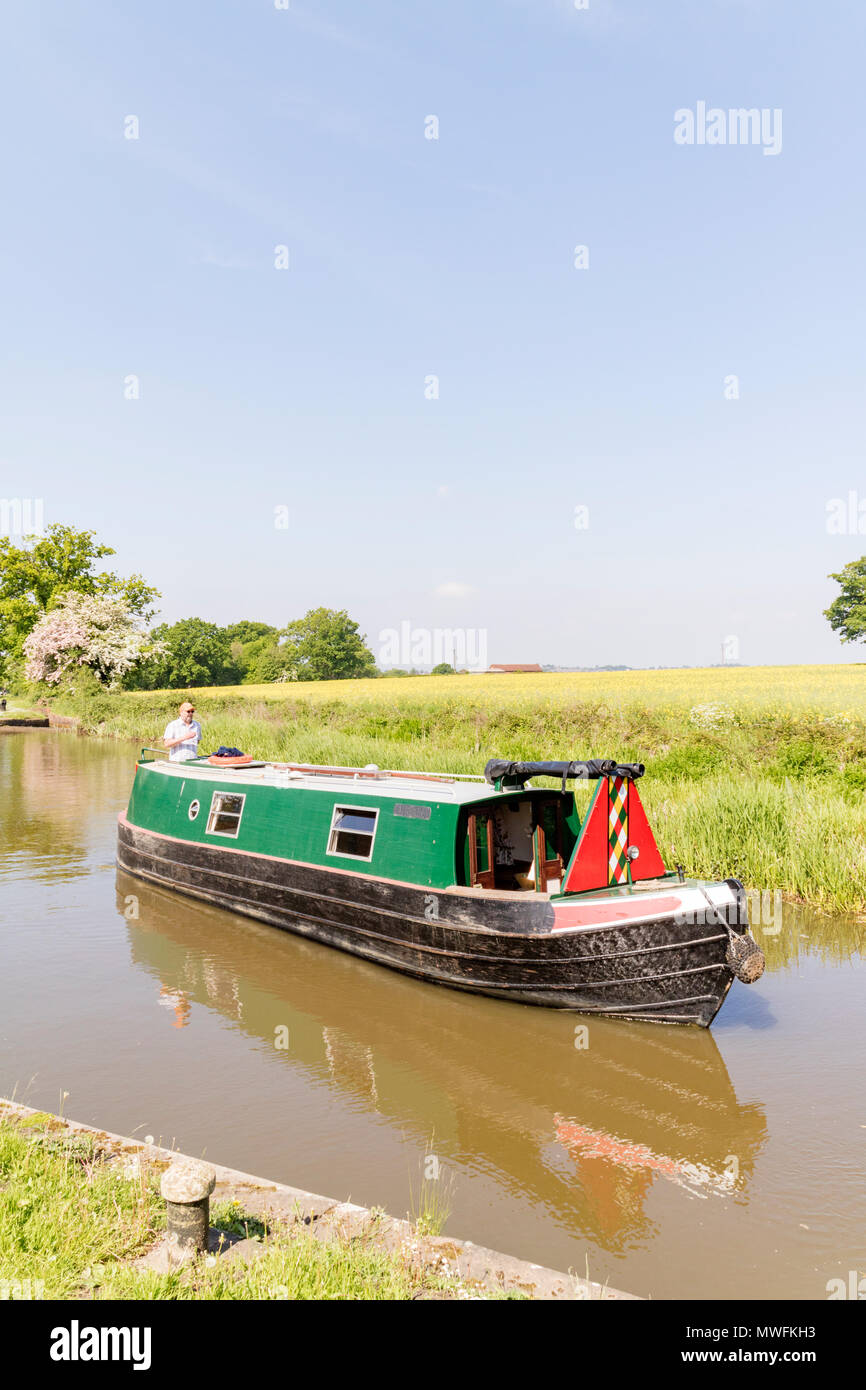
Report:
394,803,432,820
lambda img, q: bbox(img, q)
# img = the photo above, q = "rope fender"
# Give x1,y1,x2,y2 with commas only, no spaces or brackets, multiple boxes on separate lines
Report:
697,885,766,985
724,930,766,984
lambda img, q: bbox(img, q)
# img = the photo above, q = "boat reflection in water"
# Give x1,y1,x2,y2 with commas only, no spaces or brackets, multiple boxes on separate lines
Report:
116,870,767,1250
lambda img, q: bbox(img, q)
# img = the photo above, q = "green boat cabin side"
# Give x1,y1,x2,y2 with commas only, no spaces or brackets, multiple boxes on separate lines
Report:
125,759,584,893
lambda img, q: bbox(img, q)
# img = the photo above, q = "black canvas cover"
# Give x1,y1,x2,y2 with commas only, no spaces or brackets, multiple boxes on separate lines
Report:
484,758,645,790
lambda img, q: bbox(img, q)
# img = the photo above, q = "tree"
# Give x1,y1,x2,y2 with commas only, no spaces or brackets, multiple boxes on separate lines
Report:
23,592,164,689
279,608,376,681
224,620,280,683
825,559,866,644
244,642,290,684
0,523,159,682
132,618,240,689
431,662,456,675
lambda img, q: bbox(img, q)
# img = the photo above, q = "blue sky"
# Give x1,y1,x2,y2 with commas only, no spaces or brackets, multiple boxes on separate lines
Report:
1,0,864,668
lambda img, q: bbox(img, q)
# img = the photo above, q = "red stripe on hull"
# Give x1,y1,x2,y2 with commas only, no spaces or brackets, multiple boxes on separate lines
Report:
552,895,684,931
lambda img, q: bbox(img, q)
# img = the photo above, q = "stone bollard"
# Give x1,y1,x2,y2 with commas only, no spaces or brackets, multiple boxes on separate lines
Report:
160,1159,216,1263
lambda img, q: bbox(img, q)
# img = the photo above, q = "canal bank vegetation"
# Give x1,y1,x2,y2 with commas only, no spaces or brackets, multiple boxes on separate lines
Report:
39,665,866,912
0,1114,493,1300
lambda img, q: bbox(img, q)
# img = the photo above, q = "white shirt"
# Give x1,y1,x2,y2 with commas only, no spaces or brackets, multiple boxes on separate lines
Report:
164,718,202,762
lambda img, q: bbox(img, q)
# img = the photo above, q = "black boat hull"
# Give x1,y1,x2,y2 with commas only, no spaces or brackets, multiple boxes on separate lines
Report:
117,814,737,1026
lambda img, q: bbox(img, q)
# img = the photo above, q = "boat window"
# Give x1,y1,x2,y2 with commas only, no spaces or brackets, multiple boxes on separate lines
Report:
206,792,245,838
328,805,378,860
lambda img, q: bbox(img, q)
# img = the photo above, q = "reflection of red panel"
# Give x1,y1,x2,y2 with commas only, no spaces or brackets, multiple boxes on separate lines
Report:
556,1117,681,1177
554,1116,735,1199
554,1117,654,1238
551,894,683,931
563,779,666,892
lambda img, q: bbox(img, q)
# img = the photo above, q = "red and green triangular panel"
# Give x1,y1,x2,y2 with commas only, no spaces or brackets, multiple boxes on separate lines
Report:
562,777,666,893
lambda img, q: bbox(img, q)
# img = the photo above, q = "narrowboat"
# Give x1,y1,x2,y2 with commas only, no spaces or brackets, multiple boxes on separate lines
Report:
117,752,765,1027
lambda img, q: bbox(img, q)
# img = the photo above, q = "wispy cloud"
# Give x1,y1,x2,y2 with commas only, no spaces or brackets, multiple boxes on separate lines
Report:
435,581,474,598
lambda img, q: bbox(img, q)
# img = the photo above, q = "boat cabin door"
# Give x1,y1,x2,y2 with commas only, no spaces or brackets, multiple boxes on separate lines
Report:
467,812,496,889
466,798,565,892
532,799,565,892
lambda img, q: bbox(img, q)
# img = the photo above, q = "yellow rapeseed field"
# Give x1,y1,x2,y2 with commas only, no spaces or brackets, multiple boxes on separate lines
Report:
176,664,865,720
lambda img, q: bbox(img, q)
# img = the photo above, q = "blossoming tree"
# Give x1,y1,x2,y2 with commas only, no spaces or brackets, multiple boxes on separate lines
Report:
23,592,164,689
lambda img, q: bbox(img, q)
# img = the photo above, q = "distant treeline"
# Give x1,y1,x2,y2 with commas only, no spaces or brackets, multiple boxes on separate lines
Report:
127,616,464,689
126,612,376,688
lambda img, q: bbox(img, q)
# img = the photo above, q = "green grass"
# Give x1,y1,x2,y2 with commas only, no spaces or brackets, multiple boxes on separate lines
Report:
0,1118,160,1298
96,1227,465,1301
35,675,866,911
0,1118,484,1300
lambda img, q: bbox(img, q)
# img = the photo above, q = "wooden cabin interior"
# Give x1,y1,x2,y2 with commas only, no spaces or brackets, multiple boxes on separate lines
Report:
461,794,575,893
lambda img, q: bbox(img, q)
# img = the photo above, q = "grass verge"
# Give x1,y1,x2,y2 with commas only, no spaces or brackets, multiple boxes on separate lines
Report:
0,1117,486,1300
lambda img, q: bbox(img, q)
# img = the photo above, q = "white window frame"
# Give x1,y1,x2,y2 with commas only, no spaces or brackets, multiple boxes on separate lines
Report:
206,790,246,839
327,803,379,862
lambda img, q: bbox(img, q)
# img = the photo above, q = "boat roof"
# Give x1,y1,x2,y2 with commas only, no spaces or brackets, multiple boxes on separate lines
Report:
140,756,535,806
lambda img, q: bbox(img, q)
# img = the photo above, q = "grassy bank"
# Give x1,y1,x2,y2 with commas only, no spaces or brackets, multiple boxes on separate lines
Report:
41,666,866,911
0,1114,486,1300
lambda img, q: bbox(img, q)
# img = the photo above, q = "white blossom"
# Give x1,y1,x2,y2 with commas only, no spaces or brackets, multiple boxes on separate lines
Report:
23,591,164,688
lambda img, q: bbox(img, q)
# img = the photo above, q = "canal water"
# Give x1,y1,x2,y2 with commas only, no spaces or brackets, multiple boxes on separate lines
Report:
1,729,863,1299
